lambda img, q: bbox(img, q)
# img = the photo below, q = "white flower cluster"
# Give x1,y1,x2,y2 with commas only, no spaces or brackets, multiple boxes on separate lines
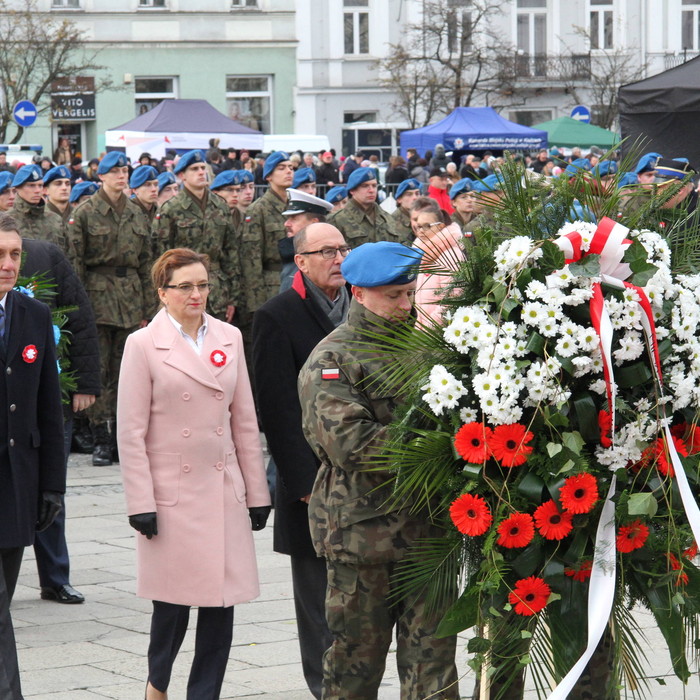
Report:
493,236,542,280
594,407,658,471
421,365,467,416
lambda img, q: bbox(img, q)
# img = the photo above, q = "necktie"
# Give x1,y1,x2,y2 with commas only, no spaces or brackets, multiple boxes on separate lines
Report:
0,304,5,339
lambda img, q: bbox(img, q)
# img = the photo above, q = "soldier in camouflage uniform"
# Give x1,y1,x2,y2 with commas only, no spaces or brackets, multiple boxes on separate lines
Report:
0,172,15,212
299,241,459,700
391,178,421,245
156,171,179,208
129,165,159,225
68,151,152,466
153,150,239,322
43,165,73,225
328,167,400,249
449,178,477,234
232,169,256,232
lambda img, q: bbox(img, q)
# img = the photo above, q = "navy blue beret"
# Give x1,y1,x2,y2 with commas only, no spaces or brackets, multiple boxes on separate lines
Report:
617,172,640,188
325,185,348,204
471,174,504,193
43,165,71,185
449,178,472,199
395,178,421,200
233,170,255,185
157,171,177,193
174,149,206,174
69,181,98,203
13,164,43,187
210,170,237,191
634,152,662,174
341,241,423,287
346,166,376,192
129,165,159,189
263,151,290,180
593,160,618,178
292,167,316,188
97,151,128,174
0,171,12,194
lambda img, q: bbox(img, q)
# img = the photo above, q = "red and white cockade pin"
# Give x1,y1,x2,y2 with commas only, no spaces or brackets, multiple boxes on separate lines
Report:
22,345,38,363
210,349,226,367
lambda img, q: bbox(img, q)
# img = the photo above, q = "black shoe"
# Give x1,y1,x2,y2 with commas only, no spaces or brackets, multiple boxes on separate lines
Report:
92,443,113,466
71,430,94,454
40,584,85,604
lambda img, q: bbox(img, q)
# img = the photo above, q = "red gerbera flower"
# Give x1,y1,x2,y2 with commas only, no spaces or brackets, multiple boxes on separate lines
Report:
687,426,700,454
449,493,492,536
508,576,551,616
454,422,492,464
684,542,699,559
653,436,688,478
564,560,593,582
667,553,689,586
488,423,534,467
534,500,573,540
496,512,535,548
598,409,612,448
559,473,599,514
616,520,649,553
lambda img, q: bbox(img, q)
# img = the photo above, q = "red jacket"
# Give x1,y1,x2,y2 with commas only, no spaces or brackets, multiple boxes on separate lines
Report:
427,185,454,214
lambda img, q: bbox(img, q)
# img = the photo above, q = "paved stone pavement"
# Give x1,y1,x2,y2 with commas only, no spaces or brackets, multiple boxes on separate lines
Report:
9,454,699,699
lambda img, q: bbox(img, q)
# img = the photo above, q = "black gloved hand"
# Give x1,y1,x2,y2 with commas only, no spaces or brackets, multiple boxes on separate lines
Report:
36,491,63,532
129,512,158,539
248,506,271,531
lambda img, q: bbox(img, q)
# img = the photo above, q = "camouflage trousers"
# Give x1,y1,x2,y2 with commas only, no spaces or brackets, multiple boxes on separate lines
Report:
323,560,460,700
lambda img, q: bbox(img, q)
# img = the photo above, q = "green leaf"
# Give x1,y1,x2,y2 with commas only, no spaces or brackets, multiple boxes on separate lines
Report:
556,459,576,476
467,636,492,653
627,492,658,517
521,630,533,639
562,431,585,455
525,331,546,355
511,542,542,578
518,472,545,502
518,654,532,666
645,585,691,682
539,240,566,275
569,254,601,278
435,589,479,637
547,442,563,457
624,239,659,286
573,393,600,442
623,239,651,266
629,262,659,287
616,361,652,388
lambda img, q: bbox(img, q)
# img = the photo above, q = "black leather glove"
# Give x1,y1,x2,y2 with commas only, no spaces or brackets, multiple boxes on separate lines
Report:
129,512,158,539
248,506,271,531
36,491,63,533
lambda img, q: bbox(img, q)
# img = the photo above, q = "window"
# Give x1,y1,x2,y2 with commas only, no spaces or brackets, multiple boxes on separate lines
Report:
344,0,369,55
51,0,80,7
138,0,166,7
135,77,177,116
344,111,377,124
447,1,473,54
590,0,613,49
682,0,700,50
510,109,552,127
516,0,546,77
231,0,258,6
226,76,272,134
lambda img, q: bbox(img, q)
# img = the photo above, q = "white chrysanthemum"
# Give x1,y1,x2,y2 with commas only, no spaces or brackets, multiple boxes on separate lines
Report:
525,280,547,300
572,356,594,377
540,286,567,307
421,365,467,416
613,331,645,364
522,302,546,326
564,286,594,306
539,316,560,338
494,236,541,275
459,406,478,423
555,334,578,357
547,265,574,288
472,372,500,397
589,379,607,395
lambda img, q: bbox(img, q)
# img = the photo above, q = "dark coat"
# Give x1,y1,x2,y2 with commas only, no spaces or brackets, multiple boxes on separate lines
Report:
21,239,101,398
0,290,66,548
252,272,336,557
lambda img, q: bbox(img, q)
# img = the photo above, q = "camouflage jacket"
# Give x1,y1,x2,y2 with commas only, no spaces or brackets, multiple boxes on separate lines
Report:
329,198,400,248
298,298,438,564
46,200,72,225
132,196,157,225
10,196,74,262
153,187,240,317
240,188,287,312
68,189,152,328
451,210,477,234
391,205,414,245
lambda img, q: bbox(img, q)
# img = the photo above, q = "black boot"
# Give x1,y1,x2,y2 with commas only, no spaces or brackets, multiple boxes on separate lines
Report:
71,416,94,454
92,422,113,466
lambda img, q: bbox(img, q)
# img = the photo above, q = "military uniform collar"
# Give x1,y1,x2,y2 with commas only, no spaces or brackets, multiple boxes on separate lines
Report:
13,195,45,217
96,186,128,213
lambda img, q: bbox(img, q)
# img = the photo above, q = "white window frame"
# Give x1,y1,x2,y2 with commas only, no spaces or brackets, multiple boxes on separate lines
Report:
231,0,258,7
589,0,614,50
137,0,167,8
135,76,178,116
343,0,370,56
51,0,81,8
682,1,700,50
226,75,273,135
516,0,547,57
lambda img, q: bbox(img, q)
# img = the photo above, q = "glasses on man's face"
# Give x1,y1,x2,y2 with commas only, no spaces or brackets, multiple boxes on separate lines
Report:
298,246,352,260
162,283,213,294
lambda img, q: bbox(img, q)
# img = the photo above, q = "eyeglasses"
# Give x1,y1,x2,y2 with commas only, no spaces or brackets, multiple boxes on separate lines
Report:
298,246,352,260
414,221,444,232
162,283,213,294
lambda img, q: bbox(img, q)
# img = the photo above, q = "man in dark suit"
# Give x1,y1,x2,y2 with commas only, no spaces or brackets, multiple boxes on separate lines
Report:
252,222,350,700
0,213,66,699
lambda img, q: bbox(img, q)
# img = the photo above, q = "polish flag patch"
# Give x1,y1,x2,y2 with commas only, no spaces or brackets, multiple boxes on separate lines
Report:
322,368,340,380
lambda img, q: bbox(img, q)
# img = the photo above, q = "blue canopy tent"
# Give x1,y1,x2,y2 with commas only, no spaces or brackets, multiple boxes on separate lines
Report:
400,107,548,156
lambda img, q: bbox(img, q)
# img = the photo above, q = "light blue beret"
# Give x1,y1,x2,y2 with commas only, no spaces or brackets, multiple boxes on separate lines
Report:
13,164,43,188
97,151,128,174
593,160,618,177
69,181,98,203
564,158,592,178
43,165,71,185
210,170,237,191
233,170,254,185
292,167,316,188
325,185,348,204
449,178,472,199
0,172,13,194
395,178,421,200
346,166,376,192
173,149,206,174
617,172,640,188
262,151,290,180
157,171,177,193
341,241,423,287
634,152,662,174
471,174,504,193
129,165,159,189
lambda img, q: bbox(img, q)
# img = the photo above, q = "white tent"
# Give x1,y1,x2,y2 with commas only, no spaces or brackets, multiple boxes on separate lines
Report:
105,99,264,162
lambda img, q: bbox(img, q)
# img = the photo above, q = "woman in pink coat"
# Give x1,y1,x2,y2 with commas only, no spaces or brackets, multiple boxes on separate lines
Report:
117,248,271,700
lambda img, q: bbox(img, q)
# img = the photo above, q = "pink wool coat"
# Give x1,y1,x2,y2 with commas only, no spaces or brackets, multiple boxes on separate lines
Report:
117,308,270,607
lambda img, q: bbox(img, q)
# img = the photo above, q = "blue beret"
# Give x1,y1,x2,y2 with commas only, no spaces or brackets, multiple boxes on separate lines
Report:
233,170,254,185
97,151,128,174
617,172,640,188
341,241,423,287
0,171,12,194
395,178,421,200
263,151,290,180
210,170,237,191
43,165,71,185
634,152,662,174
173,149,206,174
346,167,376,192
292,167,316,188
449,178,472,199
13,164,43,188
157,171,177,193
69,181,98,203
593,160,618,177
129,165,158,189
564,158,592,178
569,200,597,224
471,174,503,193
325,185,348,204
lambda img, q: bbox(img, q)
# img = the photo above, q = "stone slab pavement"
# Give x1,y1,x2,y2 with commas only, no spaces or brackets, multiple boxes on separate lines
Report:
8,453,699,699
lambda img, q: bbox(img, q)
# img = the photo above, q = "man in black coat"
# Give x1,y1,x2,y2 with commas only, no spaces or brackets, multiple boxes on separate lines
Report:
21,238,100,604
0,213,66,699
252,222,350,700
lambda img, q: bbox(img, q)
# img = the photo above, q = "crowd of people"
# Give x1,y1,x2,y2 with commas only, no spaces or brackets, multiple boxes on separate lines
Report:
0,141,694,700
